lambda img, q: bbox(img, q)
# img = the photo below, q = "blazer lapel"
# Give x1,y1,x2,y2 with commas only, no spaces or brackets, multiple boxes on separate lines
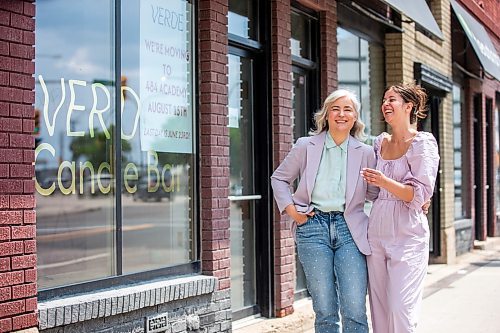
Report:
305,132,326,202
345,136,362,207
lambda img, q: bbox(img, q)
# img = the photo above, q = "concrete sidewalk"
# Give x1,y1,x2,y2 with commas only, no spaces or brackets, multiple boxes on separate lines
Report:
233,237,500,333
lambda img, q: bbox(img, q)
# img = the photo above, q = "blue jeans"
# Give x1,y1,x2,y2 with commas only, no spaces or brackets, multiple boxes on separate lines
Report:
296,211,368,333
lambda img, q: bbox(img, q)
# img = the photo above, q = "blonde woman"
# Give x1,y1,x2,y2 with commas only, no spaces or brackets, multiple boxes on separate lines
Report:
271,89,377,333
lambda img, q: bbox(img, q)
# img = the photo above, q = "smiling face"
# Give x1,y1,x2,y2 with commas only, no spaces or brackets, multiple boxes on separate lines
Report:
381,88,413,126
327,96,357,134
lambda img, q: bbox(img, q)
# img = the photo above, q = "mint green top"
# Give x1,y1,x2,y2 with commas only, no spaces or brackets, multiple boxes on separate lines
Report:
311,132,348,212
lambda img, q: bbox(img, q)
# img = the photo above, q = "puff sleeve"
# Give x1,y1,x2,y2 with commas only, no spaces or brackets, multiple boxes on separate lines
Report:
402,132,440,211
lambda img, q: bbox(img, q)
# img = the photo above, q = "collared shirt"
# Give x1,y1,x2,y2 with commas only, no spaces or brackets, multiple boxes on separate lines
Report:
311,132,348,212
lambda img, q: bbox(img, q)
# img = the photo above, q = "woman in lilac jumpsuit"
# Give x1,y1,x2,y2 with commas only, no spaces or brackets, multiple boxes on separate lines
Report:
360,83,439,333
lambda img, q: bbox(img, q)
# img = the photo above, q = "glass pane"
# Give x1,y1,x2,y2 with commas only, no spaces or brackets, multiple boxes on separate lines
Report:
228,54,256,310
453,84,463,219
338,27,384,141
291,70,308,293
290,11,310,59
120,0,196,273
228,0,257,40
35,0,115,289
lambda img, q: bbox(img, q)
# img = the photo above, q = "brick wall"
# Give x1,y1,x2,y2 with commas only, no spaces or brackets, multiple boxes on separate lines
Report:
198,0,231,293
271,0,294,318
319,1,337,102
0,1,38,332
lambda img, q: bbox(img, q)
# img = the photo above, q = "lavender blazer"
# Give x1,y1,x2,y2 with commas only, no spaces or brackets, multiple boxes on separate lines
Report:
271,131,378,255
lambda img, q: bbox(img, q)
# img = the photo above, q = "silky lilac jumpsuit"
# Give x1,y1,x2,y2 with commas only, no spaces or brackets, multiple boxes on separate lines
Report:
367,132,439,333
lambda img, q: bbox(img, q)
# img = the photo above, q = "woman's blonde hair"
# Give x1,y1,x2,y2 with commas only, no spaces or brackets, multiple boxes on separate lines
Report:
310,89,367,141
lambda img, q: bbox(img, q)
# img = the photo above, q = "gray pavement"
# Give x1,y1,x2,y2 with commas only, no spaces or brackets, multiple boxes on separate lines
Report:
233,237,500,333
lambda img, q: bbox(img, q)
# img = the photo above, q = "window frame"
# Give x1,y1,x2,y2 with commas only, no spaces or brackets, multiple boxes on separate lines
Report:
37,0,201,300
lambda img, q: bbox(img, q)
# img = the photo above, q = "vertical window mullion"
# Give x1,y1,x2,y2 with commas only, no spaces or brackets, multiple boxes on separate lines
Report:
115,0,123,276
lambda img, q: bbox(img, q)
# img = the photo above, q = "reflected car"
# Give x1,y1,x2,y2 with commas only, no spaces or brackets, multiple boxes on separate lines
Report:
81,174,114,196
133,172,172,202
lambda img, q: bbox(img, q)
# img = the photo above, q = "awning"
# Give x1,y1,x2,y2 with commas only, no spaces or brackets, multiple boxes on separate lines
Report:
450,0,500,81
381,0,444,40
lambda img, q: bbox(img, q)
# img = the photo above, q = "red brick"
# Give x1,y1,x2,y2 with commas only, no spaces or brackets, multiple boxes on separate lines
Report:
0,164,8,178
9,195,34,209
23,179,34,193
12,283,36,299
0,318,12,332
0,195,8,208
0,149,23,163
23,3,35,17
0,117,21,132
0,133,8,147
0,211,22,225
23,269,35,283
22,210,35,224
23,89,34,103
0,10,10,26
12,312,37,330
10,104,32,118
0,299,24,319
10,164,33,178
0,87,23,103
1,1,24,14
25,297,36,312
0,258,9,272
0,271,24,287
23,240,35,254
0,26,22,43
11,226,35,240
11,254,35,270
0,287,11,302
0,71,7,86
0,41,7,57
0,179,22,193
22,31,35,46
22,118,34,133
0,227,10,242
9,72,34,89
10,13,35,31
0,102,8,116
0,241,23,257
23,150,34,163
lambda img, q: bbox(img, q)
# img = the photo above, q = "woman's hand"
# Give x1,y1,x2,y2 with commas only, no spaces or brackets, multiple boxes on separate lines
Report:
360,168,388,188
285,205,315,225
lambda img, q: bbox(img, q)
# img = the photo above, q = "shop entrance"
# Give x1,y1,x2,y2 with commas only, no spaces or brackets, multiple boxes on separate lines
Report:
228,48,271,320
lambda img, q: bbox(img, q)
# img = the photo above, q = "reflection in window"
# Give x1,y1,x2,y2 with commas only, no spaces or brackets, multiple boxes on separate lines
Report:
337,27,384,143
121,0,196,274
228,0,257,40
35,0,197,290
35,0,116,290
290,11,311,59
453,84,465,219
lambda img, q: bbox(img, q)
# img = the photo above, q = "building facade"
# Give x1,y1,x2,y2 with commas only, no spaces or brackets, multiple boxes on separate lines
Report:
0,0,498,332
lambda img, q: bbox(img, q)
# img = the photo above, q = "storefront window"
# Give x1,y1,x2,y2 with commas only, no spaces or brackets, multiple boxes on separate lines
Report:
35,0,196,290
337,27,384,142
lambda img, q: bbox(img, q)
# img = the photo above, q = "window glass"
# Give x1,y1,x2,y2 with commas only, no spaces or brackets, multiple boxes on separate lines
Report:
453,84,465,219
35,0,197,289
337,27,384,142
290,11,311,59
35,0,116,290
228,0,257,40
121,0,196,273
